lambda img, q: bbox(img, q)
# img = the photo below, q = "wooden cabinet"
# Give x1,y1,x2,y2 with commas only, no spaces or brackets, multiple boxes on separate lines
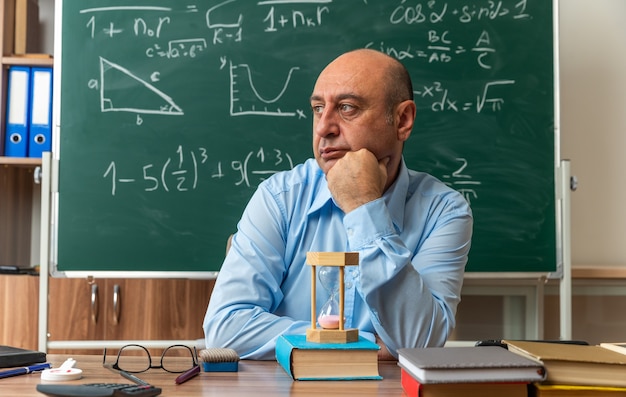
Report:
47,278,215,354
0,275,215,353
0,274,39,349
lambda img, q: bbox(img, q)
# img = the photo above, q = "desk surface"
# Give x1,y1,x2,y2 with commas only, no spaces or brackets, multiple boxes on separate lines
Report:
2,354,404,396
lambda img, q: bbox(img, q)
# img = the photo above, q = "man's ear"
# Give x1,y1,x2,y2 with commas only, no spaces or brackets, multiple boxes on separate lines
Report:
396,100,416,142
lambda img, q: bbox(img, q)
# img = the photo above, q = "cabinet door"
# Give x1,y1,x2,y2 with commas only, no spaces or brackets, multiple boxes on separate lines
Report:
48,277,105,353
104,279,214,341
0,274,39,349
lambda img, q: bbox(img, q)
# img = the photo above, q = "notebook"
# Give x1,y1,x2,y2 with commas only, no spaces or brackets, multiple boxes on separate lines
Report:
0,345,46,368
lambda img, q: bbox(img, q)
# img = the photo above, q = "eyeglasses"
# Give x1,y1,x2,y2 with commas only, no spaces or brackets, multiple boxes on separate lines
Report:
103,344,198,374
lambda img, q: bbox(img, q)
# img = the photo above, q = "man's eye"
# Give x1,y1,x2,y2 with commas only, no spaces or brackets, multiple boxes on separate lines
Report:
311,105,323,114
339,103,356,112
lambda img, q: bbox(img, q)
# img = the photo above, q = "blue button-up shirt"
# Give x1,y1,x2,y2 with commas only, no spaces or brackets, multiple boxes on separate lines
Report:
203,158,473,359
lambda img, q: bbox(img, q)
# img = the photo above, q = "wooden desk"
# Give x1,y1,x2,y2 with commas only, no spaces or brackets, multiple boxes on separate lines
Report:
1,355,404,396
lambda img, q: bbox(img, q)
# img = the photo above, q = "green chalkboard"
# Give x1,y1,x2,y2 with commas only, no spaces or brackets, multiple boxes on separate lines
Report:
54,0,557,275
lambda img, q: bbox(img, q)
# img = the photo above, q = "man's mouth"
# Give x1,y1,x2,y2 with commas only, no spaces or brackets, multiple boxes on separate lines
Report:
319,147,347,160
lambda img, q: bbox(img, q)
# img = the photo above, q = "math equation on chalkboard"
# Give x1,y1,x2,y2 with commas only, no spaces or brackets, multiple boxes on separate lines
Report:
102,146,294,195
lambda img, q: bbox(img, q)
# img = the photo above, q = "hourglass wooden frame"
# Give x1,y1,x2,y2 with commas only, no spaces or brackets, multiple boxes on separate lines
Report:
306,252,360,343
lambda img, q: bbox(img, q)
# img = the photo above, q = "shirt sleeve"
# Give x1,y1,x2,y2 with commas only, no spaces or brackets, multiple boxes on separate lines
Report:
202,184,304,360
343,194,473,358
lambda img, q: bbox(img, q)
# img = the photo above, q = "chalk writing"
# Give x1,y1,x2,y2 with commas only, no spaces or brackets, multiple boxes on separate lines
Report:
79,0,530,206
146,38,208,59
389,0,530,25
75,1,535,121
367,28,499,69
207,0,243,43
102,146,294,196
414,80,515,113
226,60,302,117
93,57,184,116
442,158,481,204
262,5,330,32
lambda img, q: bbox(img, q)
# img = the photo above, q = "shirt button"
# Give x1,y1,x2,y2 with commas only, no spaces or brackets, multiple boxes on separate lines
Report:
347,228,354,236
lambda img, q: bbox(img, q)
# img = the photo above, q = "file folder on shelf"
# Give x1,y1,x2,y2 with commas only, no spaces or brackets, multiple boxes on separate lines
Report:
3,66,31,157
28,67,53,158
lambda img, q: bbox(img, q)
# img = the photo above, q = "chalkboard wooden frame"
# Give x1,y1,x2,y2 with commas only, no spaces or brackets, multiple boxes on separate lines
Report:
50,0,560,278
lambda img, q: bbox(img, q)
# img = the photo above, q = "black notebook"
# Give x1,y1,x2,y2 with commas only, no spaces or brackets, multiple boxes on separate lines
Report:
0,345,46,368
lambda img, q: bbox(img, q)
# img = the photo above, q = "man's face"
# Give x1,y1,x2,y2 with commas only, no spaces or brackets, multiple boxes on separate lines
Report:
310,53,403,175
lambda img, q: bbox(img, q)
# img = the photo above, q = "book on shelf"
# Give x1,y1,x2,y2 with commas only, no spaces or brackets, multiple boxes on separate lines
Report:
275,334,381,380
397,346,545,384
599,342,626,355
504,340,626,387
529,383,626,396
14,0,40,54
0,345,46,368
400,368,529,397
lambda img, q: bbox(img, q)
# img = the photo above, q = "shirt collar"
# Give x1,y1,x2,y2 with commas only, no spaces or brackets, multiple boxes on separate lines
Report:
307,158,410,232
307,167,332,215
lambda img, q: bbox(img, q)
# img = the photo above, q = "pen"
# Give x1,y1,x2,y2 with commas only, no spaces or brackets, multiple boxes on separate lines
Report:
0,363,52,379
175,365,200,385
119,370,150,386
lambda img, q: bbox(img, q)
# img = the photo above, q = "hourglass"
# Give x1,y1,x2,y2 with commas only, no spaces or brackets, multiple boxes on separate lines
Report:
306,252,359,343
317,266,341,329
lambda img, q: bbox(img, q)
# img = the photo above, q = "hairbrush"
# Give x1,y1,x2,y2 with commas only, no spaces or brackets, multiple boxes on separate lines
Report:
198,348,240,372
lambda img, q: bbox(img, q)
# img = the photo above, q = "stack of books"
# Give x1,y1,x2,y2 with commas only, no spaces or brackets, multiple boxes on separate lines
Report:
397,346,546,397
503,340,626,396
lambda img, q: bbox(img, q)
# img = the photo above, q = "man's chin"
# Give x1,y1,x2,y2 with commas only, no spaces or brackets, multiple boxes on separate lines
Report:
317,158,337,174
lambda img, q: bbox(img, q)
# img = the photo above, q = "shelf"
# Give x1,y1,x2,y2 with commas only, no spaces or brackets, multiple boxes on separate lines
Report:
571,266,626,279
0,156,42,166
2,55,53,67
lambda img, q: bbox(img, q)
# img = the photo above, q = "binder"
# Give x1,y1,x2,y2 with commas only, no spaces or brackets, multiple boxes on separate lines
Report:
3,66,31,157
27,67,53,158
0,345,46,368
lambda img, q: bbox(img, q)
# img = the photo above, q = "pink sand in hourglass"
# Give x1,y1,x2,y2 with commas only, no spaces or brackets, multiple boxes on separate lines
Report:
318,314,341,329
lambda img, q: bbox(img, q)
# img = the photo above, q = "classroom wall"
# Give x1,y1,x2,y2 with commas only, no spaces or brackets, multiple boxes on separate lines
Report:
560,0,626,267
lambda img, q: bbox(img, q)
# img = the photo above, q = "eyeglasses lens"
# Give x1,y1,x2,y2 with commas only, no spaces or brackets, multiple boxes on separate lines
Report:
162,345,197,373
117,346,151,373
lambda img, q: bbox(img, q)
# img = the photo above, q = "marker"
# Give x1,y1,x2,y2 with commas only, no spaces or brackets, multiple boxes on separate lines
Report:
0,363,52,379
175,365,200,385
119,370,150,386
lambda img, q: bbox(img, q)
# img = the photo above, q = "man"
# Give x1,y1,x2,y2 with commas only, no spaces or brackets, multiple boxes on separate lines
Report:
203,49,473,360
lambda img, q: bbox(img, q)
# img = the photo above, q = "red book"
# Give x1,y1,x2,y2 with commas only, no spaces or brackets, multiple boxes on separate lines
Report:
400,368,528,397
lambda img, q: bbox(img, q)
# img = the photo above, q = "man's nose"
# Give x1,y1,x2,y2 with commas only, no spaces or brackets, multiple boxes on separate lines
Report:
314,108,340,138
